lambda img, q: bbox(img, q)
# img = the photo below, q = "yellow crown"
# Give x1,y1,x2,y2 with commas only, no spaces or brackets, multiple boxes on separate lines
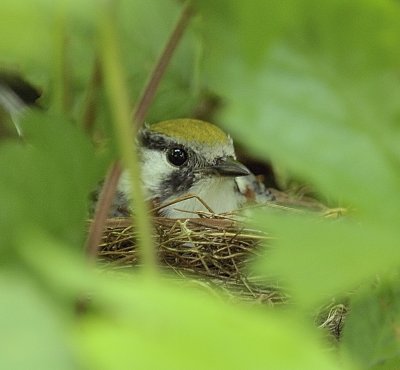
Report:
150,119,230,146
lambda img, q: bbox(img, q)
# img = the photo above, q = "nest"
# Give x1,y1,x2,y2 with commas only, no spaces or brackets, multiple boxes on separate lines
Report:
97,192,348,339
99,215,285,305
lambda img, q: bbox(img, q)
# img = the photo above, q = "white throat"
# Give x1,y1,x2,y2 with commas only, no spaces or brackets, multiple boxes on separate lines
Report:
160,176,243,218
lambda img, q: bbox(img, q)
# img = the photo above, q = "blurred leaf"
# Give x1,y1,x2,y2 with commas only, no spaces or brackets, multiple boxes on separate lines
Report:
0,111,101,254
197,0,400,83
340,278,400,369
370,358,400,370
223,46,400,220
76,277,353,370
1,0,201,125
16,231,98,300
196,0,400,218
0,0,98,81
252,211,400,307
0,273,76,370
196,0,297,72
0,1,52,67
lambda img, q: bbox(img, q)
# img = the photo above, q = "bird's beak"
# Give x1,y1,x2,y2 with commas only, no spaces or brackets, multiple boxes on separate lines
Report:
204,158,251,177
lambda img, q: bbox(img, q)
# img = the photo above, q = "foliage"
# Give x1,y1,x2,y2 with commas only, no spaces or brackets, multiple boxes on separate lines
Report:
1,0,400,369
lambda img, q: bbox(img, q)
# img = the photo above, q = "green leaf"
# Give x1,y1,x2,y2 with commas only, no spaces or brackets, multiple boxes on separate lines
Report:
0,111,101,254
0,273,76,370
1,0,200,123
0,1,52,68
0,0,98,81
16,231,98,300
252,211,400,307
76,277,353,370
340,278,400,369
198,0,400,80
222,46,400,219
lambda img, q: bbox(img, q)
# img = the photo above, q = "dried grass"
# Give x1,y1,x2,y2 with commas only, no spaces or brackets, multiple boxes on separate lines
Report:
99,214,285,305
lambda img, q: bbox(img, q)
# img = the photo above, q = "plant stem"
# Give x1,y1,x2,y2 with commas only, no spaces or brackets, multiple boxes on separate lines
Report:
132,2,194,125
53,12,70,115
86,161,122,259
97,10,155,275
81,57,102,134
86,2,194,269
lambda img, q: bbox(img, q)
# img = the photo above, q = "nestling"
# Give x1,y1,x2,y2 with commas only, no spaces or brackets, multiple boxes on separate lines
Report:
118,118,273,218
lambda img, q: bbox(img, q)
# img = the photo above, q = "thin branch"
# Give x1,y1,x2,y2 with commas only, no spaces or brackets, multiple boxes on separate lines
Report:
86,162,122,258
86,2,194,260
53,14,71,115
132,3,194,126
81,57,102,134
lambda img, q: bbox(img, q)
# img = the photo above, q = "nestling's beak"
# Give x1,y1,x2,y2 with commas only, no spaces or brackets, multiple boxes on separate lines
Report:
203,158,251,177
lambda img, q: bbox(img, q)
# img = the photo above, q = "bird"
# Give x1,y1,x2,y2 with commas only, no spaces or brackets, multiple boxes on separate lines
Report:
117,118,273,218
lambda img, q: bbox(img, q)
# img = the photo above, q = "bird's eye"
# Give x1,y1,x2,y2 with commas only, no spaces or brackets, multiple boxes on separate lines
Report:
167,147,188,166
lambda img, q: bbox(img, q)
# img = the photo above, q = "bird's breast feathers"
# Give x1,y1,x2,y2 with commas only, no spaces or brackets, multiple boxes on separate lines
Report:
160,176,244,218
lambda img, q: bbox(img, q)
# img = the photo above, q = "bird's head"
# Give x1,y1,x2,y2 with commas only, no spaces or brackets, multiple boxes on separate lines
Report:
135,118,250,215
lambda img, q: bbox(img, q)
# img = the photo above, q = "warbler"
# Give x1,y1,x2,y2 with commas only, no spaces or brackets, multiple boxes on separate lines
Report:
118,118,273,218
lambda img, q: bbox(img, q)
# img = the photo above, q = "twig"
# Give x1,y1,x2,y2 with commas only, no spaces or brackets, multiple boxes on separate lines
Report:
86,162,122,258
132,3,194,126
81,57,102,134
152,193,214,214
